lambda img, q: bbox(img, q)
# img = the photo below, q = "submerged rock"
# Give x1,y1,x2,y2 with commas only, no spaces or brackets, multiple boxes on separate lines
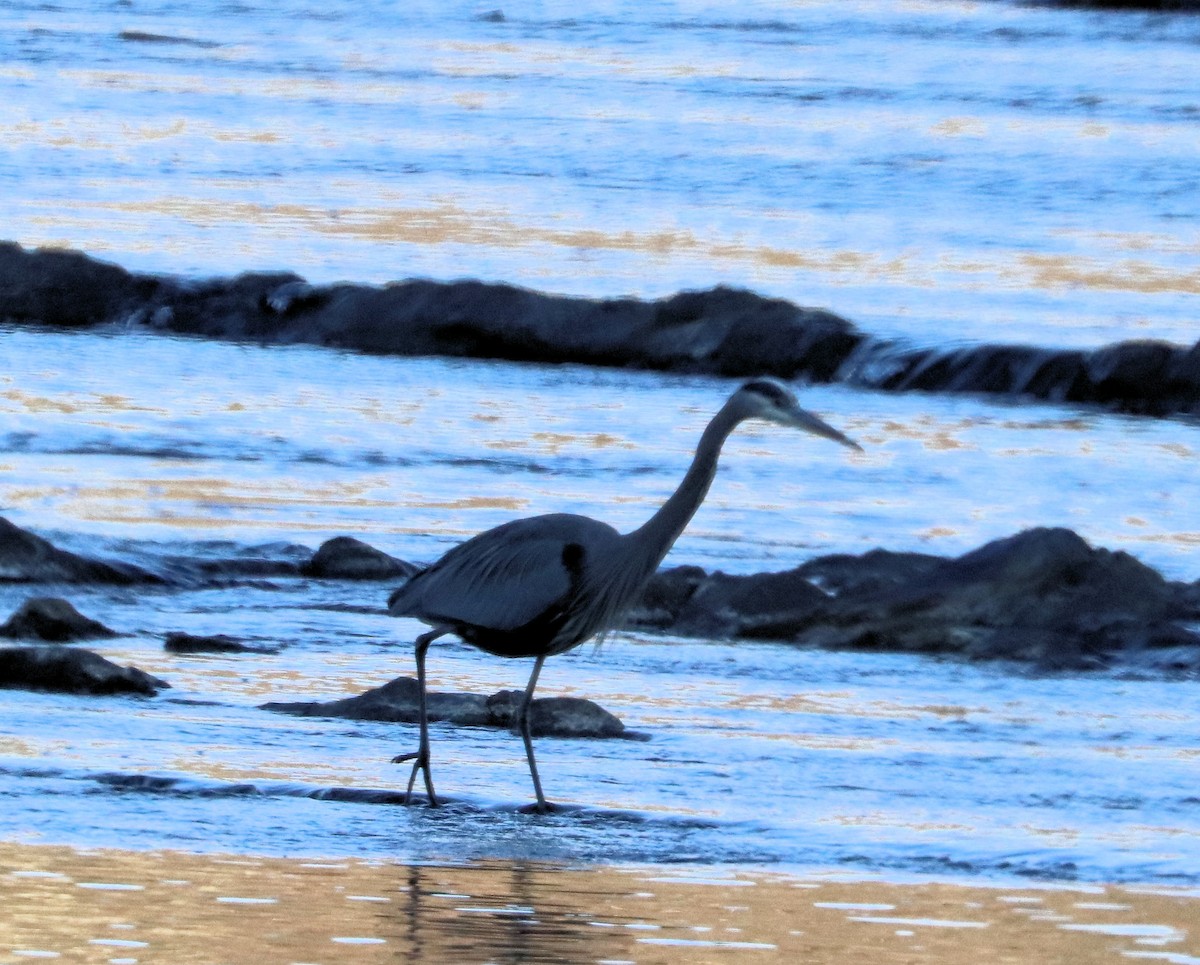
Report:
0,516,149,583
300,536,419,581
0,646,168,696
0,597,117,642
261,675,641,739
163,632,269,655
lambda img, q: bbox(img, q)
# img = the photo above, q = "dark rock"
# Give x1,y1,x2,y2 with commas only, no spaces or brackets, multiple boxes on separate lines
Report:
162,271,307,341
624,529,1200,671
673,568,829,639
794,548,944,597
1080,340,1181,414
262,676,492,727
0,597,117,642
265,279,325,316
841,334,1199,418
486,690,627,738
1020,350,1089,402
0,241,156,328
2,243,1197,417
116,30,221,49
626,565,707,629
300,536,419,581
0,516,149,583
163,632,262,654
788,528,1200,665
261,675,638,738
0,646,168,696
631,551,942,641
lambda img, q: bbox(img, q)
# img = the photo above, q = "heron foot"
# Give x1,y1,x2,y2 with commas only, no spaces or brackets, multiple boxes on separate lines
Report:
392,750,439,807
517,800,562,815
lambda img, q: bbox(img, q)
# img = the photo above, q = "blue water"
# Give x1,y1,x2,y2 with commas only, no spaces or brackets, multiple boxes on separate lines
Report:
1,330,1198,885
2,1,1199,346
1,0,1199,887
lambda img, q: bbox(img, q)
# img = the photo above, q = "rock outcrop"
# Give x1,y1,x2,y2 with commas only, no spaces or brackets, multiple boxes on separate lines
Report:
633,528,1200,671
300,537,419,581
0,516,149,584
2,243,1197,418
163,632,268,654
262,674,641,739
0,597,117,642
0,646,168,696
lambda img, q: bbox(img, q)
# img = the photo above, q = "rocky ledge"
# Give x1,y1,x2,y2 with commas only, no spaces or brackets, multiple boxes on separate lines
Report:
630,527,1200,672
3,515,1198,676
0,646,168,696
2,242,1197,418
0,596,117,642
0,515,151,584
262,675,644,740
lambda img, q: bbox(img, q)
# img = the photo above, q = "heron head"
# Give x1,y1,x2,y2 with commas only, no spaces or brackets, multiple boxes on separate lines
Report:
735,379,862,451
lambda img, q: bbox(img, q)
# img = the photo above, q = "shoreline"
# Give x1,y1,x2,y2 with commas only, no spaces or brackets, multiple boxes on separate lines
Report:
3,840,1199,963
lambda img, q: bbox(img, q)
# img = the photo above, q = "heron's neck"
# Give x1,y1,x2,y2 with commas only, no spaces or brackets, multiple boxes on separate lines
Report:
625,402,742,575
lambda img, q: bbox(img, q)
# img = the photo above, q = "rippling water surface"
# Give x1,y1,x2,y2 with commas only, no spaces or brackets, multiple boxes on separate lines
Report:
3,0,1199,346
1,329,1198,888
1,0,1199,932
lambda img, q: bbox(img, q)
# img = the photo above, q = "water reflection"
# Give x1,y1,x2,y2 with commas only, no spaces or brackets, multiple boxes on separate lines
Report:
393,863,627,964
3,843,1200,964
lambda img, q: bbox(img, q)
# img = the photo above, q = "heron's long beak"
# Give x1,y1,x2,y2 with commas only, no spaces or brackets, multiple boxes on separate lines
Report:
778,404,862,451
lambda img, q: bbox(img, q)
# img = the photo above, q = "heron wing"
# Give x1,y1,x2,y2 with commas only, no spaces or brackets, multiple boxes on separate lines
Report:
388,513,621,633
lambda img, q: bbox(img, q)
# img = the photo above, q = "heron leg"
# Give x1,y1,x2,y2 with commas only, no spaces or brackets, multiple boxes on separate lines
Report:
392,628,446,807
517,654,549,812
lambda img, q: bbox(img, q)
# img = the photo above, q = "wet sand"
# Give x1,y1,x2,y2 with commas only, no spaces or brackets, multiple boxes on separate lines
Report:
2,842,1197,964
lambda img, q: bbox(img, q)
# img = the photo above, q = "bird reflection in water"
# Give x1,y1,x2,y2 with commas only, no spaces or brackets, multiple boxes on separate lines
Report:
392,861,631,965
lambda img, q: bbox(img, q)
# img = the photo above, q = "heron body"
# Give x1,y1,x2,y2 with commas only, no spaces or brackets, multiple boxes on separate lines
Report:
387,378,859,810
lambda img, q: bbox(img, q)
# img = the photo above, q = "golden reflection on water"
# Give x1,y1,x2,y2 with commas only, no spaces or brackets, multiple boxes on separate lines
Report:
2,842,1198,964
1020,254,1200,296
38,190,1200,300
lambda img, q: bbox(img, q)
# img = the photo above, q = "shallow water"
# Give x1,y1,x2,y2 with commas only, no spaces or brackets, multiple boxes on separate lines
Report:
3,329,1197,577
2,0,1200,919
3,0,1199,347
1,329,1199,887
5,843,1200,963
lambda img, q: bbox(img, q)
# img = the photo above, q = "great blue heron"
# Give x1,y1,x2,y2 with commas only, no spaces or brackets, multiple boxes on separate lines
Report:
387,378,860,810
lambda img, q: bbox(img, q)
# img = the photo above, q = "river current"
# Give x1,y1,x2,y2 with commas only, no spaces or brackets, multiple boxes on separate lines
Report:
1,0,1198,892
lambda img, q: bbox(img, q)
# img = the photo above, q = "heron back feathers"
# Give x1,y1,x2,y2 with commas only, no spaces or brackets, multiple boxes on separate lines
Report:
388,513,625,655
